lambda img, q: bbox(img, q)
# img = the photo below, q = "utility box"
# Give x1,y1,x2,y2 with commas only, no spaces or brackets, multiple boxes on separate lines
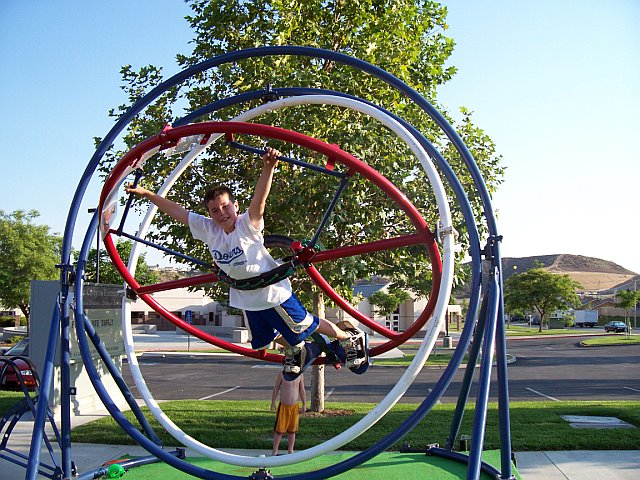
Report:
233,329,249,343
30,281,128,417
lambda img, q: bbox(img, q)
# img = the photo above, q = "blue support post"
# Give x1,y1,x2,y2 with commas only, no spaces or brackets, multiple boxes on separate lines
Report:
446,289,490,450
26,302,63,480
466,267,500,479
492,244,516,480
60,281,73,478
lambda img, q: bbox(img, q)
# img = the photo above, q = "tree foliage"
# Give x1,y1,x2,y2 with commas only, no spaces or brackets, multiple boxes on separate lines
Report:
98,0,504,307
84,240,159,286
616,289,639,333
504,267,582,332
369,288,412,317
0,210,61,326
616,289,640,311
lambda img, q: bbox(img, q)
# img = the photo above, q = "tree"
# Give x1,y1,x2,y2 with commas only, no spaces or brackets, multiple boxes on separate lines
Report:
84,240,159,286
310,291,326,412
369,287,412,318
99,1,504,408
0,210,61,331
101,0,503,300
504,267,582,333
616,289,639,337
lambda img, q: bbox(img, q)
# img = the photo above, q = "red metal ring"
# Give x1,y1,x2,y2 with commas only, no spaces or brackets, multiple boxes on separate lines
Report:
99,121,442,363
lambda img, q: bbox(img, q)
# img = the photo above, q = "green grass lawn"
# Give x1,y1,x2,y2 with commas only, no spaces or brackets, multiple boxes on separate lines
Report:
0,390,32,413
580,335,640,346
3,390,639,452
504,325,584,336
69,400,640,452
504,325,634,337
374,350,464,367
425,324,604,337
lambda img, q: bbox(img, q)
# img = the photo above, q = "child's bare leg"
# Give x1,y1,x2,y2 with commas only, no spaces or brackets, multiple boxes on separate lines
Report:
316,318,349,340
287,432,296,454
272,432,283,456
274,336,289,347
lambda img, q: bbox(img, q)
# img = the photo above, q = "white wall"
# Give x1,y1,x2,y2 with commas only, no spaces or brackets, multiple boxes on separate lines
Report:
130,287,219,316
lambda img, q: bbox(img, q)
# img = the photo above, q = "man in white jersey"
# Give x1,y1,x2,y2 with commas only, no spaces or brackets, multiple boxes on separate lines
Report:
125,147,365,374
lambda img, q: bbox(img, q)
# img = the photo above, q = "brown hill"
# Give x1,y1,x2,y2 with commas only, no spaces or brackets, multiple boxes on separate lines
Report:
455,254,638,298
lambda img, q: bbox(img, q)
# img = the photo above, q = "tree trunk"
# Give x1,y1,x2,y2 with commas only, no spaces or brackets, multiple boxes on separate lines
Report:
538,311,544,333
624,309,630,338
310,364,325,413
310,291,326,412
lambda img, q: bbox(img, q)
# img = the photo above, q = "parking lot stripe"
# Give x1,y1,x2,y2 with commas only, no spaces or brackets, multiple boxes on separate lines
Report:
199,386,240,400
624,386,640,393
526,387,560,401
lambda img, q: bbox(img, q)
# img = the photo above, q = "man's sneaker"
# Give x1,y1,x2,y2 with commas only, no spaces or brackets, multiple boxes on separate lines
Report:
340,331,365,368
283,345,305,374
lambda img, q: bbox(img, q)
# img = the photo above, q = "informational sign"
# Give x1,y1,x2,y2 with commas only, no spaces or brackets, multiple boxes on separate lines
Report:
69,307,124,362
185,309,193,324
69,284,125,363
30,281,124,366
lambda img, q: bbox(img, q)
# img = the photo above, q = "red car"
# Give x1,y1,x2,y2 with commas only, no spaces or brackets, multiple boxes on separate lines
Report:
0,339,36,390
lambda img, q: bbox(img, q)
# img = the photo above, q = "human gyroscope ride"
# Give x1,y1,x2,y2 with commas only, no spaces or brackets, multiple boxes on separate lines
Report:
22,46,513,480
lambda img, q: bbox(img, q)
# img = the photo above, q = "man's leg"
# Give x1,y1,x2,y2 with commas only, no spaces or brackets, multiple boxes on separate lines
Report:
317,318,349,340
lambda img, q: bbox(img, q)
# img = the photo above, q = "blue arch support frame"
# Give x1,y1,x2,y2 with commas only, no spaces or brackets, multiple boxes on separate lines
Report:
21,46,513,480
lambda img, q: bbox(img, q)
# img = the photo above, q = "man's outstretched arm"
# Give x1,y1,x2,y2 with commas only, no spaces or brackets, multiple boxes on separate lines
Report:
125,185,190,225
248,147,280,230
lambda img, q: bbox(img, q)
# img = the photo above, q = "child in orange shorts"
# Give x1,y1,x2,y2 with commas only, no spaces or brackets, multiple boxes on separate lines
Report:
271,371,306,455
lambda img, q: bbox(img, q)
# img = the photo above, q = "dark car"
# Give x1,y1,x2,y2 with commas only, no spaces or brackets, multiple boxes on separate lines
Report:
1,338,29,356
603,321,627,333
0,338,36,390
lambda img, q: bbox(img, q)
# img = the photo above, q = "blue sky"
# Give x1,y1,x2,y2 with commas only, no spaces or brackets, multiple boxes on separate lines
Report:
1,1,639,274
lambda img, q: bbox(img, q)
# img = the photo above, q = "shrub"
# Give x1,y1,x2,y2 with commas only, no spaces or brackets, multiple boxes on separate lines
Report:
599,315,626,325
0,316,17,328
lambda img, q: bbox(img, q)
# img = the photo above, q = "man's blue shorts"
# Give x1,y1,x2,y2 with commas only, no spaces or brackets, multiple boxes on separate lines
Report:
245,293,320,350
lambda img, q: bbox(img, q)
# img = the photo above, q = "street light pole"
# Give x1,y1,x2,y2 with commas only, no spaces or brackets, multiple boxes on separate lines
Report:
635,279,637,329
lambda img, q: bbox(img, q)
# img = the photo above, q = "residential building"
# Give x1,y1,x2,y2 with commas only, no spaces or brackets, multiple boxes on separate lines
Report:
129,287,244,334
326,282,462,337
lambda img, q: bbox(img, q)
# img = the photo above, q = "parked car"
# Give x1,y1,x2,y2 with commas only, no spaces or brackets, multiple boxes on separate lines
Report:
1,338,29,356
0,338,36,390
603,321,627,333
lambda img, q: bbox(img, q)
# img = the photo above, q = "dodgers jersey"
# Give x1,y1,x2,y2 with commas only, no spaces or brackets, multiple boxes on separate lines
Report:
188,211,292,310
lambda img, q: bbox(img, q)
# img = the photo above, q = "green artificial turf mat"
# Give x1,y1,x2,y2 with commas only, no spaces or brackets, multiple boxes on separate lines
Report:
110,450,520,479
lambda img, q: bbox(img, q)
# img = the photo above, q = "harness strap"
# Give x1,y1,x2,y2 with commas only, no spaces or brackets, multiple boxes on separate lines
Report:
213,258,300,291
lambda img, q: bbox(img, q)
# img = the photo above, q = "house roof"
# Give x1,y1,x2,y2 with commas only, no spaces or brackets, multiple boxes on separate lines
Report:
353,284,387,298
588,298,618,308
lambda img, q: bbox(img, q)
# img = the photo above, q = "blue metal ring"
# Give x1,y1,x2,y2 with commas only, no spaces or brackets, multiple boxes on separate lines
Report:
55,46,505,480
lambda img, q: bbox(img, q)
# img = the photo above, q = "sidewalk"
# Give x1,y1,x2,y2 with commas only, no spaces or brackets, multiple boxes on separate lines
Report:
515,450,640,479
